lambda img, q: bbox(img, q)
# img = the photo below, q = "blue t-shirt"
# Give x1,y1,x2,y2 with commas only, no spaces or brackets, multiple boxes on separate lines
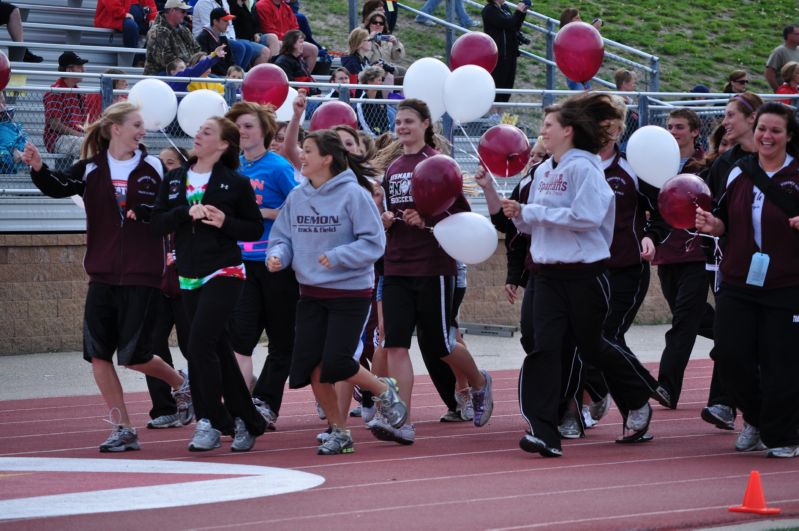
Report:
238,151,298,262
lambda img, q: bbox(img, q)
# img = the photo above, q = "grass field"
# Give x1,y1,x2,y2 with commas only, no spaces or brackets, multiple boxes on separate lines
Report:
301,0,798,93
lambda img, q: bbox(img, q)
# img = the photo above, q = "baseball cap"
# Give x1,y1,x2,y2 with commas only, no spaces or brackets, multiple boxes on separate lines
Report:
210,7,235,21
163,0,191,9
690,84,710,94
58,51,88,69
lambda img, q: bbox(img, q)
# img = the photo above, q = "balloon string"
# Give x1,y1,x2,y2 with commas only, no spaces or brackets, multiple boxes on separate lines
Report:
160,129,188,162
457,123,505,199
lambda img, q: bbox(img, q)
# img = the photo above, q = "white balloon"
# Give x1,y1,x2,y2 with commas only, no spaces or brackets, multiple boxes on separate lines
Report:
626,125,680,188
275,87,303,122
177,90,229,137
433,212,498,265
127,78,178,131
403,57,450,122
443,65,495,124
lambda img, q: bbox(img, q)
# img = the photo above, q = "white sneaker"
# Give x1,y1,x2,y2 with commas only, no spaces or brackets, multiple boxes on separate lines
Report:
367,416,415,445
768,445,799,458
581,405,597,429
454,388,474,421
736,422,767,452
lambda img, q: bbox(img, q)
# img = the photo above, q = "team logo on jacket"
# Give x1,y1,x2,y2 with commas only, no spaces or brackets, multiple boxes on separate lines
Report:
136,175,158,197
388,172,413,204
780,181,799,195
168,179,181,200
605,175,628,196
296,214,341,233
538,173,568,193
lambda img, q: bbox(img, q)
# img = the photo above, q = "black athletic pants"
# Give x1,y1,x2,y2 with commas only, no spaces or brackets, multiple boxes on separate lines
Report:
182,276,266,437
145,293,190,418
491,56,517,103
656,261,715,405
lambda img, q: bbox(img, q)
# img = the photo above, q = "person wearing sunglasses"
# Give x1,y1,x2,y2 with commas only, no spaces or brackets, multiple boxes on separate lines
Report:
362,10,406,77
765,24,799,91
723,70,750,94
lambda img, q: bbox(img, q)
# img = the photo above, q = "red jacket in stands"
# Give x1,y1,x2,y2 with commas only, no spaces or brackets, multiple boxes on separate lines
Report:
255,0,298,40
95,0,157,32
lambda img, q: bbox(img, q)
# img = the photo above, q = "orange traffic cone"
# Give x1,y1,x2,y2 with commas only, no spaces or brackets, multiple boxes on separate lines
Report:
728,470,781,515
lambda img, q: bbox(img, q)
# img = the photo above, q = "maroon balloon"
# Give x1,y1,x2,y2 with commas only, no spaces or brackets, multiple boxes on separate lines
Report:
478,124,531,178
450,32,498,72
553,21,604,83
411,154,463,217
657,174,713,229
241,63,289,108
0,51,9,92
309,101,358,131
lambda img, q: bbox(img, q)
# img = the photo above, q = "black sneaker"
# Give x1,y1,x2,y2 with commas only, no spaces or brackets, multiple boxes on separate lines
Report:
652,385,675,409
22,49,43,63
519,433,562,457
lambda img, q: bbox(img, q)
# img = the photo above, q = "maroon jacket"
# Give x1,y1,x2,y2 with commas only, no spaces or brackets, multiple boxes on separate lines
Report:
717,157,799,289
31,150,166,288
383,145,470,277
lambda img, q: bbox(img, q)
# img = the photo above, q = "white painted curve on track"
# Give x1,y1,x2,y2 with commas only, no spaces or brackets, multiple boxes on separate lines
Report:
0,457,325,520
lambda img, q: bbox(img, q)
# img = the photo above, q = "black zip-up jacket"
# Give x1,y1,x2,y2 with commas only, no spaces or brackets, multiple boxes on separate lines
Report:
482,3,525,59
30,149,165,288
151,162,263,279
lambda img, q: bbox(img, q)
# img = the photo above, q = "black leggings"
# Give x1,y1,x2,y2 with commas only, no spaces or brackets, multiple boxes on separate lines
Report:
181,276,265,437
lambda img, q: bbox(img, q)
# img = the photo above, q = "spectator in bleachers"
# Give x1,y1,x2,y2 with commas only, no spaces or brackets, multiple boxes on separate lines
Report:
274,30,317,92
342,27,396,90
94,0,158,49
195,9,238,76
193,2,271,70
144,0,200,75
355,66,394,136
415,0,478,29
614,68,639,148
362,0,396,34
227,64,244,79
363,9,406,77
0,0,42,62
43,52,89,158
228,0,259,42
765,25,799,91
86,68,128,123
482,0,527,103
325,67,350,99
776,61,799,105
722,69,749,94
0,91,27,173
186,52,225,93
255,0,317,73
164,44,224,92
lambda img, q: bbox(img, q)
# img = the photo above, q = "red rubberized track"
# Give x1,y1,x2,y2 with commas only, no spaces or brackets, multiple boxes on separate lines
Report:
1,359,798,530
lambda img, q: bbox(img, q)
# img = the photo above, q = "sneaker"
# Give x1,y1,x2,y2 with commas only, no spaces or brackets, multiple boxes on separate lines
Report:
349,406,362,418
99,425,140,453
361,404,377,423
519,433,562,457
471,370,494,427
253,397,277,431
318,427,354,455
147,413,181,429
439,409,468,422
455,388,474,421
316,426,333,443
558,413,582,439
172,369,192,421
589,394,611,421
22,49,43,63
735,422,766,452
653,385,675,409
626,403,652,432
367,416,416,445
701,404,735,431
231,418,256,452
316,401,326,420
463,18,480,28
376,377,408,428
581,405,598,429
415,17,436,27
178,403,194,426
189,418,221,451
768,445,799,458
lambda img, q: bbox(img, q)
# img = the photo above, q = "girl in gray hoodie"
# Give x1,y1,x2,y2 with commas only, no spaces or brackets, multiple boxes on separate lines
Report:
267,129,408,455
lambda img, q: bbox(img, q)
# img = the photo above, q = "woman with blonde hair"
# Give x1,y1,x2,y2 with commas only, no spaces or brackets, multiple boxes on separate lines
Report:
24,101,191,452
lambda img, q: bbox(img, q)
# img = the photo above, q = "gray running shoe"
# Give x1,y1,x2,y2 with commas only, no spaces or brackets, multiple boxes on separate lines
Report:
558,413,583,439
231,418,256,452
626,403,652,432
316,401,326,420
736,422,767,452
253,397,277,431
455,388,474,421
316,426,333,443
439,409,467,422
189,418,221,451
361,404,377,423
318,428,354,455
147,413,181,429
99,425,140,453
581,405,598,429
349,406,362,418
471,370,494,427
768,445,799,458
178,404,194,426
589,394,611,421
519,433,562,457
376,377,408,428
172,369,192,421
415,17,436,27
701,404,735,431
367,416,416,445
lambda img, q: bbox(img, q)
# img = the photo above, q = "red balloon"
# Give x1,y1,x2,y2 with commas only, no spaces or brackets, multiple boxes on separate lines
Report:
553,22,604,83
0,51,9,92
478,124,530,178
412,154,463,217
450,32,498,72
241,64,289,108
309,101,358,131
657,174,713,229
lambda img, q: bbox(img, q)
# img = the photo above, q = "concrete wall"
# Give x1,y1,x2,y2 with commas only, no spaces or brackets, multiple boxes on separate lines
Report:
0,233,674,355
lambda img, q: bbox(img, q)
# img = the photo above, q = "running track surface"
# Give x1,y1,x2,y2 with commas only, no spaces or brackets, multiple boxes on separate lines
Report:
1,359,798,530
